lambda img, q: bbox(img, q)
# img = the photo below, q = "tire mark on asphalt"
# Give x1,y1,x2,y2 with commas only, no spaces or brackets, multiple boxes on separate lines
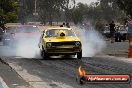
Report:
2,57,132,88
36,58,126,88
38,57,132,88
83,57,132,74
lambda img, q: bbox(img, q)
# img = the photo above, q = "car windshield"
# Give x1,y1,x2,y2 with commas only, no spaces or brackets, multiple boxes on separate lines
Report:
15,26,39,33
6,27,17,33
6,30,15,33
45,29,75,37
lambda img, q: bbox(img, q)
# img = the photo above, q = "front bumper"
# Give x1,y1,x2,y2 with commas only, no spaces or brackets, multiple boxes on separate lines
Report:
46,47,81,55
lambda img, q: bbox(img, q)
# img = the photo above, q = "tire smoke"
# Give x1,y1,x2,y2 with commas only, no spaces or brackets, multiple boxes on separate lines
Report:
75,24,106,57
15,40,41,58
0,37,41,58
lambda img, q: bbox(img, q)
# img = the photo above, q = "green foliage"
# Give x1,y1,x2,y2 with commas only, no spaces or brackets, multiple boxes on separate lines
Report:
95,20,107,31
98,0,125,22
72,3,88,24
71,1,127,31
100,0,132,16
0,0,18,24
37,0,75,25
20,0,75,24
6,12,18,23
38,0,64,25
115,0,132,15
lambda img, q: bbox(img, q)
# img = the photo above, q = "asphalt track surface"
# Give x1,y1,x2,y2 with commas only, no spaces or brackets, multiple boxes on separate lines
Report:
0,42,132,88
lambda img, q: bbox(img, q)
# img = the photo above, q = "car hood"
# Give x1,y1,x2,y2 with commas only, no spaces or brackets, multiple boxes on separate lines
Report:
44,36,81,42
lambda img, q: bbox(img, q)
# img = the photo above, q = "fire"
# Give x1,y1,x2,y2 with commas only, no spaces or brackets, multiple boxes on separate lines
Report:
78,66,86,76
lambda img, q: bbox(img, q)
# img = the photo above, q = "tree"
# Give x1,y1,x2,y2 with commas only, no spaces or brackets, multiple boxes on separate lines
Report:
61,0,75,22
18,0,35,23
115,0,132,15
0,0,18,27
99,0,132,17
71,1,127,32
72,3,88,24
38,0,75,25
38,0,65,25
99,0,125,22
18,0,76,24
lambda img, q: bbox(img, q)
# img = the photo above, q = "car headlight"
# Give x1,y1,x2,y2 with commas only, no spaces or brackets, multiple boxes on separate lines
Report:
75,41,81,47
46,42,52,48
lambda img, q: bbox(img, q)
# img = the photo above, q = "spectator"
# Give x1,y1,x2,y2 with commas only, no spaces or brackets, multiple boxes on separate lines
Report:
115,26,122,42
109,20,116,43
126,15,132,41
63,22,65,26
0,27,4,41
66,23,70,28
60,22,65,27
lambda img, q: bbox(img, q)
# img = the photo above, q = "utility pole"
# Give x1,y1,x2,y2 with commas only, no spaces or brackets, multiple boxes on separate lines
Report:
35,0,37,15
33,0,38,16
19,0,25,24
33,0,38,22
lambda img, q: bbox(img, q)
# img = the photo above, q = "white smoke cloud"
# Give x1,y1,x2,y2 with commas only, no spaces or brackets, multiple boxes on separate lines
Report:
15,38,41,58
1,23,106,58
75,23,106,57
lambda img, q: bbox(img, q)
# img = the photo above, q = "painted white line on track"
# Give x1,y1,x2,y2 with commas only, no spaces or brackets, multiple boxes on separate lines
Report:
0,77,9,88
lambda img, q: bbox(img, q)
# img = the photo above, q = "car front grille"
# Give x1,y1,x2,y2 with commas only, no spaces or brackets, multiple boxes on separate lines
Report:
47,48,75,52
52,42,75,46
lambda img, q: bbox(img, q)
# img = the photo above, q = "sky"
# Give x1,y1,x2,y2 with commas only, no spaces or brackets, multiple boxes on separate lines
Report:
76,0,98,4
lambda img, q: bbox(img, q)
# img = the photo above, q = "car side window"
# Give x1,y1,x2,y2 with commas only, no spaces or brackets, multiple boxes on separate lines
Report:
45,30,55,37
42,31,45,38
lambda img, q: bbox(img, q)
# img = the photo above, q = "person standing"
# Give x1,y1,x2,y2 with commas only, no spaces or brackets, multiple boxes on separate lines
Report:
109,20,116,43
0,16,5,30
126,15,132,41
60,22,66,27
66,23,70,28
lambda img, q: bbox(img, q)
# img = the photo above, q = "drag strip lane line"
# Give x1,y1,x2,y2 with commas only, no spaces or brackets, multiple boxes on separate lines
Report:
0,77,9,88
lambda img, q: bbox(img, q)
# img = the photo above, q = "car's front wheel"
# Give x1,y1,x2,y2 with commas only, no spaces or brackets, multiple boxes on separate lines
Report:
41,49,48,60
77,51,82,59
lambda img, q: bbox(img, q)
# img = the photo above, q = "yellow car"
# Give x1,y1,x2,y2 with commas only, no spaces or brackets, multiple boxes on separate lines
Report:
38,27,82,59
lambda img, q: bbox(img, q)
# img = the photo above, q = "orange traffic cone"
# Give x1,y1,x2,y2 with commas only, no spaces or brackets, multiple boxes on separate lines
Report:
128,38,132,58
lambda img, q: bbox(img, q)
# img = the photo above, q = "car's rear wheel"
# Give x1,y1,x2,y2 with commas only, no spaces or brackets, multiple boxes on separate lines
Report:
77,51,82,59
